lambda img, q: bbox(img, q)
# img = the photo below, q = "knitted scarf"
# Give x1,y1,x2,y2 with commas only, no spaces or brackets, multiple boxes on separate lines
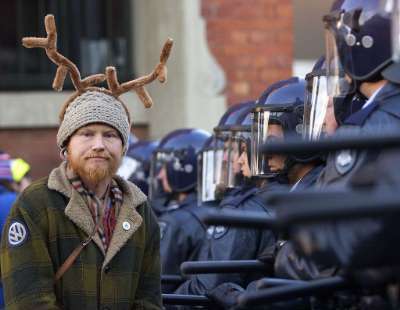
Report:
67,170,123,251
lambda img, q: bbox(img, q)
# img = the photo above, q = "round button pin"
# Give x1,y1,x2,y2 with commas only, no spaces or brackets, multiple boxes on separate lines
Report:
122,221,131,231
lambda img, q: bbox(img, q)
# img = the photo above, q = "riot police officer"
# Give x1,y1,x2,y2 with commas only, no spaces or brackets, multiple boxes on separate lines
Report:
292,0,400,270
205,77,327,309
152,128,210,293
280,1,400,307
174,100,279,300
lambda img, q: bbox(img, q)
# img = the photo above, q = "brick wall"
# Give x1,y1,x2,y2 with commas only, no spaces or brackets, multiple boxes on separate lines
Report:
202,0,293,105
0,126,149,181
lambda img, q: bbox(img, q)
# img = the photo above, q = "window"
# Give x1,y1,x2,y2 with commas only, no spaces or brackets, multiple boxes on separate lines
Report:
0,0,133,90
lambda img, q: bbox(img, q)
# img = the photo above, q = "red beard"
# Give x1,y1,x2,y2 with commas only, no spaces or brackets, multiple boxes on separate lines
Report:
68,150,121,185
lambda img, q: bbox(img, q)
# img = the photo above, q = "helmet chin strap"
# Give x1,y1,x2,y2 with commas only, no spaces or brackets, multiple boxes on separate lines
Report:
333,79,367,125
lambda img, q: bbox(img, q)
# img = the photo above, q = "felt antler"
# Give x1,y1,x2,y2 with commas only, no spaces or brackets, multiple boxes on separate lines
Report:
106,38,173,108
22,14,105,92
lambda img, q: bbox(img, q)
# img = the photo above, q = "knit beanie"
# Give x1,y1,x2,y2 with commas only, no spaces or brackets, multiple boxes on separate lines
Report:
57,91,130,149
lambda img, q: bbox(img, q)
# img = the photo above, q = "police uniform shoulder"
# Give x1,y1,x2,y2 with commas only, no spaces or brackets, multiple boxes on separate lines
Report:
363,108,400,132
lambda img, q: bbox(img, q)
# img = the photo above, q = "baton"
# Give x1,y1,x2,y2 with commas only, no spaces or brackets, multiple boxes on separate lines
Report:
162,294,212,306
238,276,350,307
181,260,269,275
261,133,400,155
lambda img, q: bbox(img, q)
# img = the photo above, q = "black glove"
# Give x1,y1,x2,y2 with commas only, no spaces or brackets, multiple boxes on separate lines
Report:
274,241,323,281
206,282,244,309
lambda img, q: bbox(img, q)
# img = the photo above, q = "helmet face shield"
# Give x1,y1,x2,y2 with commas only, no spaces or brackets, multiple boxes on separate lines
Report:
148,151,174,200
226,131,244,188
197,148,217,204
250,109,279,177
324,26,354,97
213,130,229,190
304,75,330,140
212,126,252,191
389,0,400,61
117,157,141,180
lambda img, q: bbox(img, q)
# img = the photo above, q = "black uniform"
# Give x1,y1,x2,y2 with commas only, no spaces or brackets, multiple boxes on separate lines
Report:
206,166,324,309
158,192,207,293
174,185,278,297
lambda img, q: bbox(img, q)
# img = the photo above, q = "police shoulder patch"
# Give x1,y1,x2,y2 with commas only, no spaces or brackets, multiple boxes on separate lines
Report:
213,225,229,239
158,221,168,240
8,220,29,247
335,149,357,175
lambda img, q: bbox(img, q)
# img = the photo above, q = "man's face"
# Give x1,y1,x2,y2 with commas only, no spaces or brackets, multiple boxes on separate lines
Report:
231,141,241,175
237,142,251,178
266,124,286,172
323,97,338,136
157,165,172,193
67,123,123,185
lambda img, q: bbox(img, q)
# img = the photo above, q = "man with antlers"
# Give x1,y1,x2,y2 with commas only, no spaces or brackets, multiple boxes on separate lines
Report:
0,15,172,309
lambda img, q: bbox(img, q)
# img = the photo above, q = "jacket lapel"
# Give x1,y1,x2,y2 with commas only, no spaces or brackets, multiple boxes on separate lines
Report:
102,177,145,269
64,190,105,255
48,162,106,255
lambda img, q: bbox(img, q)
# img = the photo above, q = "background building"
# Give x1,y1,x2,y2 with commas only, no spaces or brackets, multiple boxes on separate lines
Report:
0,0,330,179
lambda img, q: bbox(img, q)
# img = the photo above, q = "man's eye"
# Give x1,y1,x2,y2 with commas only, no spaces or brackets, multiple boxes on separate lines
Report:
105,132,118,138
80,131,92,137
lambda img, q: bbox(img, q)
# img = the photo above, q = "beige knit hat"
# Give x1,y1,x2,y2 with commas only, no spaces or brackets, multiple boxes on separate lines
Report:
22,14,173,149
56,91,130,148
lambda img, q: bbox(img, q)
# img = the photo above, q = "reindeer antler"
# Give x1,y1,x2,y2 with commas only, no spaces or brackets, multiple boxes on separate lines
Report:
22,14,105,92
106,38,174,108
22,14,173,110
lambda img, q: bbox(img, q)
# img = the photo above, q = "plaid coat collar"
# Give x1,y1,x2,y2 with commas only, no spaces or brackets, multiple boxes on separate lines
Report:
48,162,147,269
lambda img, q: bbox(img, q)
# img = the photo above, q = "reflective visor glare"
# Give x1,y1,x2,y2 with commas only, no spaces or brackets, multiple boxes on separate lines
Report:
226,136,241,188
214,148,224,185
325,29,342,97
117,157,141,180
201,150,217,202
251,110,271,176
305,76,329,141
148,151,172,200
149,155,159,200
213,131,230,187
392,0,400,61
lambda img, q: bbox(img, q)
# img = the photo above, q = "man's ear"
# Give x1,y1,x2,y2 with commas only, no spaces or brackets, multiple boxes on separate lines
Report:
60,147,68,161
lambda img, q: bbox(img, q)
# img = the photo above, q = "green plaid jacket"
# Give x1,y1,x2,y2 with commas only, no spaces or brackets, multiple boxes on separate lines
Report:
0,163,161,310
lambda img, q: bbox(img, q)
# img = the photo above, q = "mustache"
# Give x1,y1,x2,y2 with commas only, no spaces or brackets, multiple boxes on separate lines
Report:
85,152,112,160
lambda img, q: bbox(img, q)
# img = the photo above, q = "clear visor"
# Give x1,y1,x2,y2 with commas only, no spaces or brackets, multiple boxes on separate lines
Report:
251,110,279,177
226,132,244,188
303,75,330,141
325,28,354,97
390,0,400,62
197,149,217,205
213,131,230,190
213,129,250,190
148,151,174,201
117,156,141,180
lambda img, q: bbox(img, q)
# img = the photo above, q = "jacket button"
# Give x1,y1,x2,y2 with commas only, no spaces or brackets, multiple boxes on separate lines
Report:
104,265,110,274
